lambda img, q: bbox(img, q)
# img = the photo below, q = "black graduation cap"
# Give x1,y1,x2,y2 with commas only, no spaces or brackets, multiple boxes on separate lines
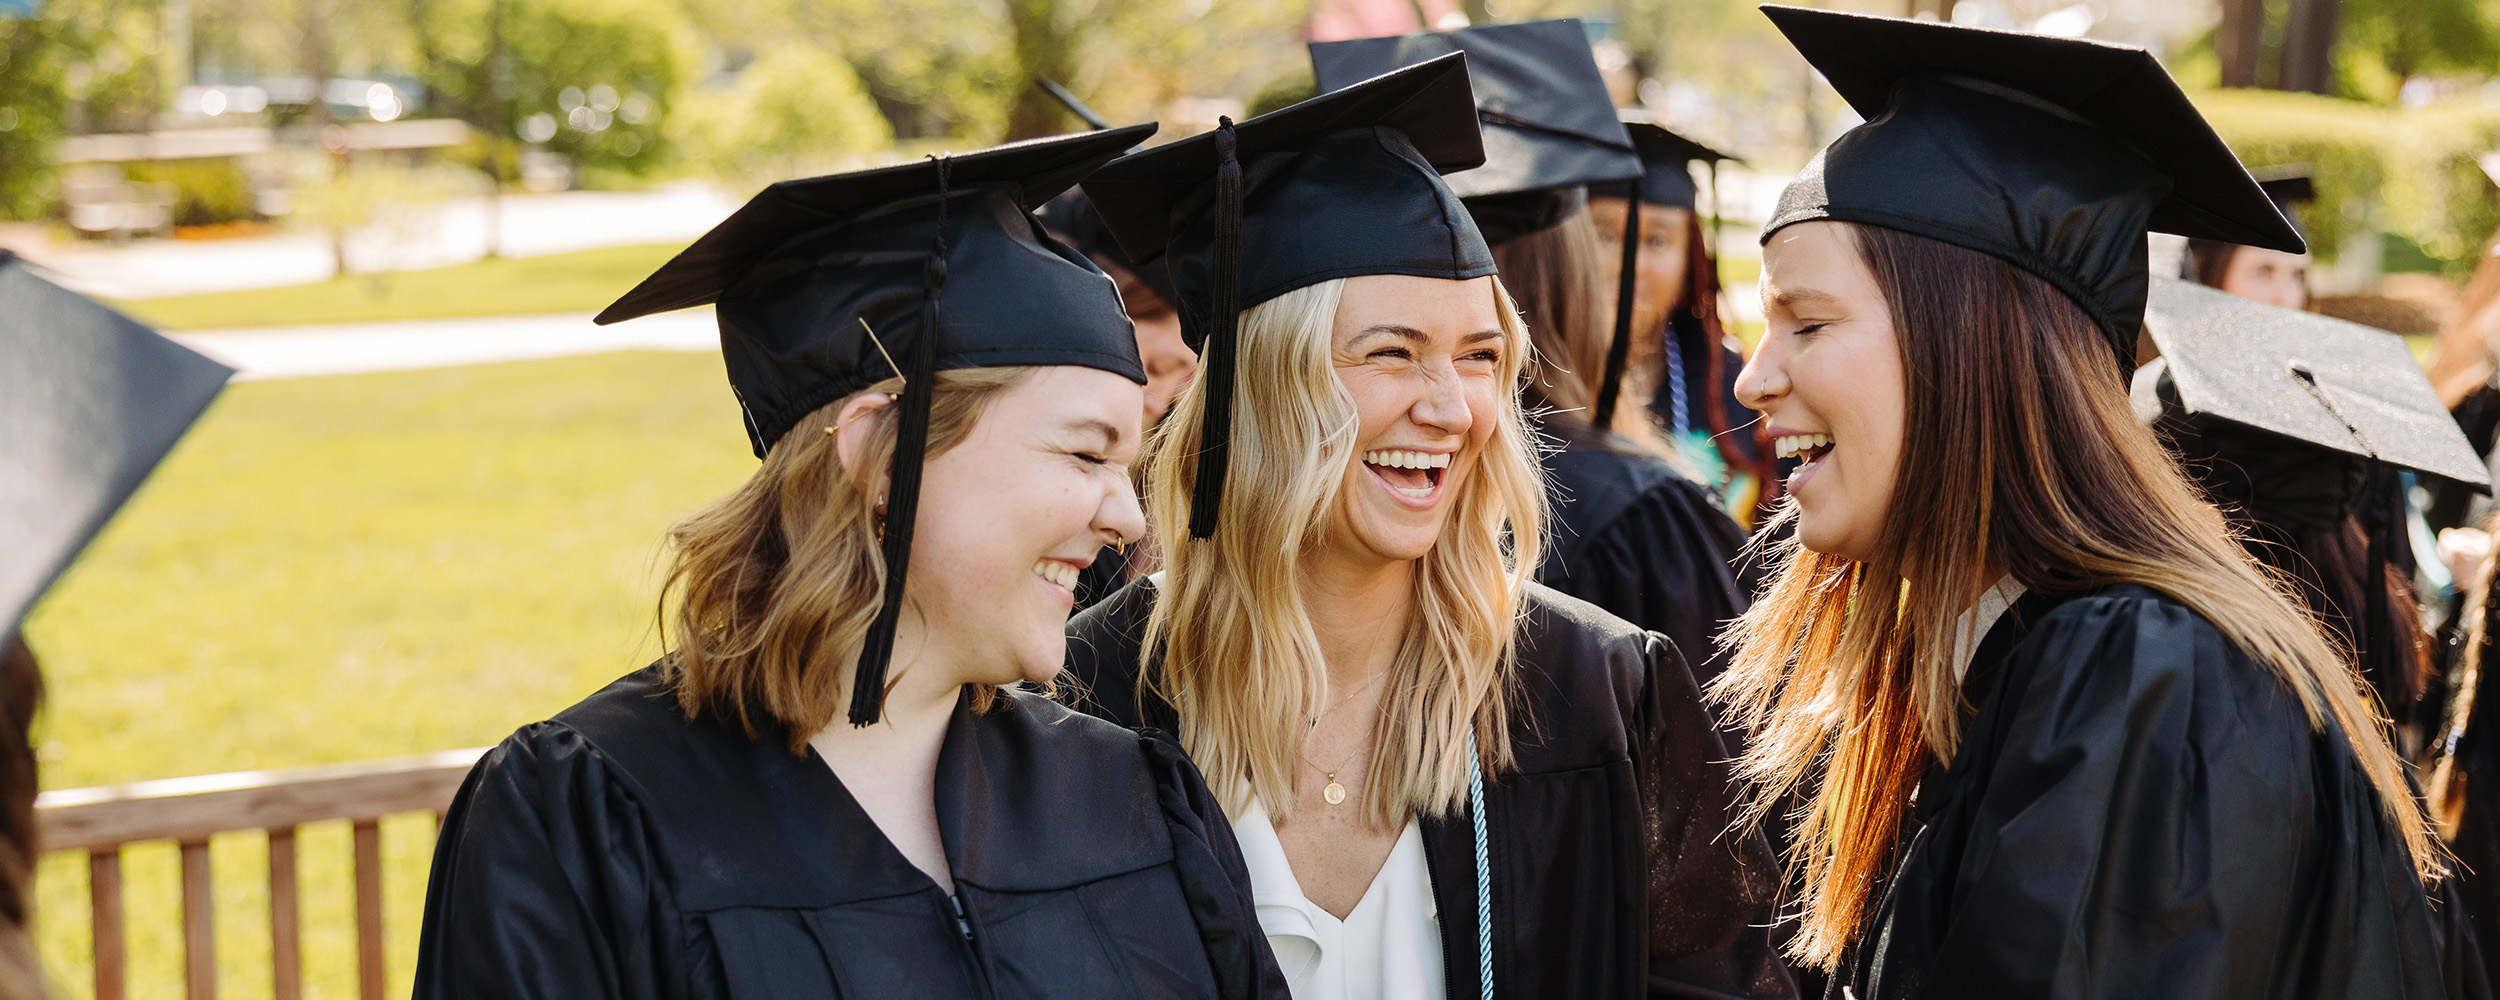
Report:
1589,119,1739,210
2133,276,2489,492
1022,83,1178,309
1082,53,1493,538
598,127,1154,726
1760,5,2303,377
1,253,232,633
1310,19,1641,246
2252,164,2317,241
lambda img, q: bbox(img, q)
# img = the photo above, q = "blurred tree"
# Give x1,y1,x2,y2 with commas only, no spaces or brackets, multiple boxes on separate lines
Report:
2336,0,2497,99
0,17,66,219
412,0,688,175
671,43,890,190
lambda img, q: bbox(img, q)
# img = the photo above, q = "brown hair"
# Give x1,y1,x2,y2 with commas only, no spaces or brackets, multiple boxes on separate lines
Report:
1496,210,1671,453
1714,224,2444,968
0,636,42,1000
659,368,1030,751
2185,237,2241,289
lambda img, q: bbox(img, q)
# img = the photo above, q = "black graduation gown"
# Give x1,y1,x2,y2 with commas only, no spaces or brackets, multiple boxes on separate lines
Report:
1065,577,1796,1000
413,665,1287,1000
1537,428,1752,696
1843,584,2454,1000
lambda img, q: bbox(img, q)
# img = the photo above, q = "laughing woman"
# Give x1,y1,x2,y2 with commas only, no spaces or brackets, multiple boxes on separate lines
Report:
414,130,1285,1000
1719,10,2454,999
1066,57,1790,1000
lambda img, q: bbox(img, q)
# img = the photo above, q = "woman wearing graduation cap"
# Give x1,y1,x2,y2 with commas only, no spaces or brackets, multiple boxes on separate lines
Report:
1716,8,2454,997
1066,55,1791,1000
1307,23,1760,704
1587,122,1777,528
413,129,1288,1000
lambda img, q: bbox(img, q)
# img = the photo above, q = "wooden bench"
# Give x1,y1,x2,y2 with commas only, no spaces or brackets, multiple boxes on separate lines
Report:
35,748,489,1000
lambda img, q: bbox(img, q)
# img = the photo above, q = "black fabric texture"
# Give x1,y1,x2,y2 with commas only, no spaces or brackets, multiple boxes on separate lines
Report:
1588,122,1737,209
413,666,1289,999
1036,188,1178,307
0,258,232,631
1838,585,2457,1000
1081,51,1494,350
1461,185,1590,246
1534,427,1751,711
1064,579,1797,1000
1759,6,2303,375
1308,19,1641,206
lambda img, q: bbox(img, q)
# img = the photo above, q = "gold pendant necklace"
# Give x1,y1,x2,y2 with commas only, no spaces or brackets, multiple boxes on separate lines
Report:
1322,773,1348,805
1300,670,1388,808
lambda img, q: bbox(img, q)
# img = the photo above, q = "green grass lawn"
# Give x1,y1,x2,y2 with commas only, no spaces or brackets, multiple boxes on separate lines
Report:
20,349,754,999
108,243,688,331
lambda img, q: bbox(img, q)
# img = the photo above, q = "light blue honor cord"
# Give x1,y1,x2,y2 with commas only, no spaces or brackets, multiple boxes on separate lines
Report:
1467,728,1491,1000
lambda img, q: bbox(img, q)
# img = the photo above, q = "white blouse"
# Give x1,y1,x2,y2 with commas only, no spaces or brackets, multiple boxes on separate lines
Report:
1231,796,1445,1000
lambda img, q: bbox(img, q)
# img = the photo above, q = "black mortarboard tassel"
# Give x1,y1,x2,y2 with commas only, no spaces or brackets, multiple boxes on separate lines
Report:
597,128,1151,724
1760,5,2302,379
1083,54,1495,538
1186,122,1244,539
1,252,233,631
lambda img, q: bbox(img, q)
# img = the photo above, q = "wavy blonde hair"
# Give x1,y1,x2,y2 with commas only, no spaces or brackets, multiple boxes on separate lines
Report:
659,367,1030,750
1713,225,2443,969
1141,276,1545,829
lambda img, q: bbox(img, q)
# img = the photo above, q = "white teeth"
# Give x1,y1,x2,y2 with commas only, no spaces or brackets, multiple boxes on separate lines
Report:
1361,449,1452,470
1033,560,1079,591
1774,434,1834,460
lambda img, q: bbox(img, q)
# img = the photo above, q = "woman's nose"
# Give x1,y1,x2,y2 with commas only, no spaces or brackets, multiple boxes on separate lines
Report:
1099,482,1147,549
1735,343,1784,413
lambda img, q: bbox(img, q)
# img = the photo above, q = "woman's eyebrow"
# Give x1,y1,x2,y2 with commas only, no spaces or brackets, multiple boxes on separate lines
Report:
1055,416,1124,447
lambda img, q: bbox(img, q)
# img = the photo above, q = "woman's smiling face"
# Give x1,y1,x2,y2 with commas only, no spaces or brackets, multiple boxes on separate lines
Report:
1738,221,1906,562
1326,273,1509,566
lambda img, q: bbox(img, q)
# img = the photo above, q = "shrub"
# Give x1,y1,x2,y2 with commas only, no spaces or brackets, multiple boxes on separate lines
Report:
671,43,892,191
2194,88,2500,274
123,158,256,226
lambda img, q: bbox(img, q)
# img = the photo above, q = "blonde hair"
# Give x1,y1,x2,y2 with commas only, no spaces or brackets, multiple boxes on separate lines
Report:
1141,276,1546,828
659,367,1030,750
1713,225,2444,969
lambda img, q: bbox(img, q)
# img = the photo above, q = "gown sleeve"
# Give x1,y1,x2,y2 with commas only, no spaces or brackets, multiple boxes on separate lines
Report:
1630,629,1797,1000
414,723,688,1000
1136,730,1292,1000
1541,476,1751,694
1911,594,2445,1000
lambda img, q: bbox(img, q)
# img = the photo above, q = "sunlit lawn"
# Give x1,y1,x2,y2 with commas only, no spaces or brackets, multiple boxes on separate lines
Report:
106,243,687,331
20,349,753,998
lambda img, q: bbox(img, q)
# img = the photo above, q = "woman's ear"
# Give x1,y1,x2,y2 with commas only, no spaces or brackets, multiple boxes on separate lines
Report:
831,392,898,497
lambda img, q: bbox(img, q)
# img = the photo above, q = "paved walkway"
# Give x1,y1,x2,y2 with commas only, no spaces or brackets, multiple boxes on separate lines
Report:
171,309,717,381
11,183,740,301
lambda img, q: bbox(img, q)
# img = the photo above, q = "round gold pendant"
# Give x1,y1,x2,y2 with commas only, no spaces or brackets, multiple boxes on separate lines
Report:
1323,780,1347,805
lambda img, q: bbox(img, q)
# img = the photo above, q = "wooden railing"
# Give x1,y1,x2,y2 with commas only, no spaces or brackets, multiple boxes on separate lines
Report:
35,748,489,1000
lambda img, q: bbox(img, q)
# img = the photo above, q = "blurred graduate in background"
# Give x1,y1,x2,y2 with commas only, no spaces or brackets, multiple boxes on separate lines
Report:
1587,119,1780,528
0,252,233,1000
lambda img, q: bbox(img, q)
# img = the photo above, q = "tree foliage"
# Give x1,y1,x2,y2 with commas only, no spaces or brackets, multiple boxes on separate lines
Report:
672,43,890,190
